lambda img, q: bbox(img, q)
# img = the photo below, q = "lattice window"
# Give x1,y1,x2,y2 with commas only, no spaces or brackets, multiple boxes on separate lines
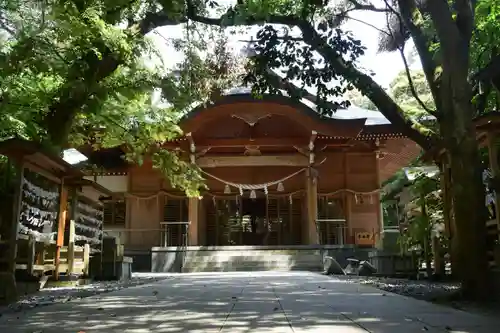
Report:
103,200,126,226
317,197,346,245
267,198,279,245
291,198,302,245
206,199,218,246
163,198,188,246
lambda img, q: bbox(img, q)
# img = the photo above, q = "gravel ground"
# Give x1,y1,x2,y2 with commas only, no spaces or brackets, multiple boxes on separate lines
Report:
0,273,172,316
333,275,462,302
332,275,500,315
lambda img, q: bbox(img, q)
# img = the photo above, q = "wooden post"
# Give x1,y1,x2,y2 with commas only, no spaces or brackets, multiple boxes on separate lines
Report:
83,243,90,276
2,164,25,303
67,219,75,275
27,235,35,276
306,169,318,244
54,184,68,280
8,165,24,273
487,132,500,240
188,197,199,246
343,152,352,244
374,152,382,236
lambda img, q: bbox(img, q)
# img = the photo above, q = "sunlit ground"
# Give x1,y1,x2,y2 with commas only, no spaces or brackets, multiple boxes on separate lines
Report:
1,271,498,332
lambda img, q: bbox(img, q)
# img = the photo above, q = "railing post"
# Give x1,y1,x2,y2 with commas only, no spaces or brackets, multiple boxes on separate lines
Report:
67,220,75,275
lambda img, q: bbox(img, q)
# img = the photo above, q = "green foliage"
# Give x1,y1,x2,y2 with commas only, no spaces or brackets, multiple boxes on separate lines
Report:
243,23,366,115
398,173,443,253
0,0,242,196
345,88,377,110
390,70,434,119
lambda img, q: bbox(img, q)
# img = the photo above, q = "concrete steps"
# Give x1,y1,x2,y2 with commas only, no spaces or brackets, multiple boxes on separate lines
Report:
179,250,323,273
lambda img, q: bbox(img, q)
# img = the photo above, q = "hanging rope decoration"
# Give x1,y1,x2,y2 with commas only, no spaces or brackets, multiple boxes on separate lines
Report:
19,172,60,242
202,168,306,195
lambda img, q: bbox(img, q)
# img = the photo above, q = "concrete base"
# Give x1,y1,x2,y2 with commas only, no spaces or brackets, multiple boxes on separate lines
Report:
369,250,417,277
100,257,133,281
90,256,133,281
149,245,375,273
125,249,151,272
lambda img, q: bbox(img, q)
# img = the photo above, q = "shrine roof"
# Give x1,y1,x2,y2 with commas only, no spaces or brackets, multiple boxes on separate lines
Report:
422,112,500,162
184,92,390,125
223,88,391,125
65,177,114,197
0,138,84,178
165,94,407,146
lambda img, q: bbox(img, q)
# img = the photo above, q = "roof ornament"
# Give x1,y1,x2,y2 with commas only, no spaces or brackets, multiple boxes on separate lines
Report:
232,114,271,127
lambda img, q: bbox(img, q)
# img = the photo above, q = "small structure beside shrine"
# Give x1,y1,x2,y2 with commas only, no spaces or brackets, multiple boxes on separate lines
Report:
89,93,420,273
0,138,121,303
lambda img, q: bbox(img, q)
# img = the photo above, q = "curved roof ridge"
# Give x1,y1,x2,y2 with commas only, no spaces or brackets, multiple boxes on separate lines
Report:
182,93,370,125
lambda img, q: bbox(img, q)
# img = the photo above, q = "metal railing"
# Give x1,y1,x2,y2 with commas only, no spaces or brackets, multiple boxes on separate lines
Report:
103,222,191,248
103,225,380,248
315,219,347,245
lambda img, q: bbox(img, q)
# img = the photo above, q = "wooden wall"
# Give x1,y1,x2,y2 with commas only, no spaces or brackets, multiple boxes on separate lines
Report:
123,150,381,247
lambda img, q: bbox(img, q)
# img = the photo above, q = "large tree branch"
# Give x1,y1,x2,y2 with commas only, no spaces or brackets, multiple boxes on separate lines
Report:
394,0,441,113
346,0,390,13
454,0,475,43
426,0,466,64
398,46,437,117
296,21,433,150
43,9,189,146
264,69,340,110
0,15,15,35
186,7,433,149
382,1,436,116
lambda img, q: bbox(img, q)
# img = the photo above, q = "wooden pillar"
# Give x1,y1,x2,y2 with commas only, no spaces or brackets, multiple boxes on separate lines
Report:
188,197,199,246
54,183,68,280
487,132,500,239
374,152,382,237
343,152,352,244
27,235,35,276
306,169,318,244
7,165,25,277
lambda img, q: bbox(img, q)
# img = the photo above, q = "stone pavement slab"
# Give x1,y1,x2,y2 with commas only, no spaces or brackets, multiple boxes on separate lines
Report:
0,271,498,332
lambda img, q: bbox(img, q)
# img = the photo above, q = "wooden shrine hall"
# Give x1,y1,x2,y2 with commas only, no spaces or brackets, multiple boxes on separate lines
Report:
87,93,419,271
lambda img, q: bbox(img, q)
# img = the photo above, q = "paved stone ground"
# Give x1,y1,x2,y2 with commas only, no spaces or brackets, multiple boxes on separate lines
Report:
0,271,498,333
0,274,169,315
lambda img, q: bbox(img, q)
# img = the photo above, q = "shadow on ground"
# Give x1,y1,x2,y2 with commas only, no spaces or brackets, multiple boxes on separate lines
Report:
0,271,498,332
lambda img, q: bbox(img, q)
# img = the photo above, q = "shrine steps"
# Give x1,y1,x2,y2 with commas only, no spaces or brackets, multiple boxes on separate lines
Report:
154,246,323,273
143,245,372,273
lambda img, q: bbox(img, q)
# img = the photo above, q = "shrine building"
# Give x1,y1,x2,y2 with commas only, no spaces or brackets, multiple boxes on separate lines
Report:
84,93,420,272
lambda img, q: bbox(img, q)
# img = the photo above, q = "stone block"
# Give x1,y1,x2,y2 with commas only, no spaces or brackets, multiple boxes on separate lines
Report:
344,258,360,275
357,260,377,276
323,256,345,275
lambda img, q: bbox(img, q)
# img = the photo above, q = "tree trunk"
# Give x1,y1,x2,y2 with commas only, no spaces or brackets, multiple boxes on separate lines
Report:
447,140,489,299
432,236,445,278
44,52,120,147
421,195,433,278
440,77,490,298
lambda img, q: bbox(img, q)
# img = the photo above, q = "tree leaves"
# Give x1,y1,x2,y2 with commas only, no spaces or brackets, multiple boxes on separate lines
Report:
242,21,366,116
0,0,243,196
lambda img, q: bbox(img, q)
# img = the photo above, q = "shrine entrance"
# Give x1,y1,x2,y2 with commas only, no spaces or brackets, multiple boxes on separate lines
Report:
204,196,303,246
